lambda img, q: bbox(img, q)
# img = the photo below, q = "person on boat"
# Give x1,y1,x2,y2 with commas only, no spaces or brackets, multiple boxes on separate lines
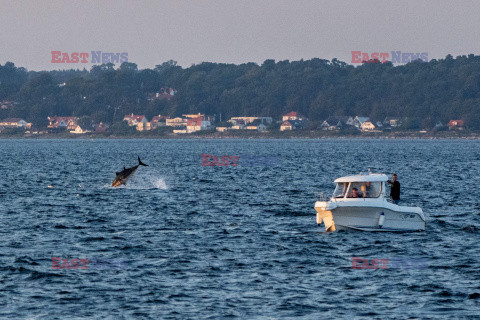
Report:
361,182,371,198
349,187,362,198
387,174,401,204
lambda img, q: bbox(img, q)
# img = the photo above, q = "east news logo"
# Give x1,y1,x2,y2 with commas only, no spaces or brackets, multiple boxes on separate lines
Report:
351,51,428,64
51,51,128,64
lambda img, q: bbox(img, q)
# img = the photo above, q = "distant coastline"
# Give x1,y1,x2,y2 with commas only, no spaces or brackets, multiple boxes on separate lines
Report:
1,130,479,140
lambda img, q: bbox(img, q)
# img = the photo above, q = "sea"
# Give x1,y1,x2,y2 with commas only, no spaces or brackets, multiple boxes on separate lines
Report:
0,138,479,319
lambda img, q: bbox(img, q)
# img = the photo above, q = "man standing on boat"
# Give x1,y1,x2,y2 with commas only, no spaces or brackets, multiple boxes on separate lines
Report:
387,174,401,204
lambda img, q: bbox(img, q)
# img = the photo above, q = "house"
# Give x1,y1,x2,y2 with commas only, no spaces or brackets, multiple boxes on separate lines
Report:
280,121,293,131
447,120,465,130
280,120,303,131
229,117,272,126
183,113,213,133
320,118,345,130
48,116,78,130
186,116,211,133
246,119,267,131
282,111,305,122
0,118,28,128
137,122,150,131
384,117,402,127
70,125,91,134
228,119,246,130
151,115,169,129
229,117,249,126
361,121,376,132
123,114,148,127
353,116,370,129
166,117,188,127
228,118,245,126
320,120,335,131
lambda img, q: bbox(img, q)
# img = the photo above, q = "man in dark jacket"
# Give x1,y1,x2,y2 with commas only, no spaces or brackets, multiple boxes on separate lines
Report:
387,174,400,204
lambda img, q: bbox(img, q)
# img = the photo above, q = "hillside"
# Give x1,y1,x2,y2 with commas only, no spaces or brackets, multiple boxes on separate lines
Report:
1,54,480,129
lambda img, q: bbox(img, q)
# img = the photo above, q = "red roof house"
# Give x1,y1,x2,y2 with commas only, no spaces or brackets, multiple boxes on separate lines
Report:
447,120,465,130
282,111,304,122
123,114,148,126
47,116,78,130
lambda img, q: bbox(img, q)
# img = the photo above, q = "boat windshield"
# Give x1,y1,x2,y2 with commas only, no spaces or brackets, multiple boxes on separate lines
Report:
346,182,382,198
333,183,348,198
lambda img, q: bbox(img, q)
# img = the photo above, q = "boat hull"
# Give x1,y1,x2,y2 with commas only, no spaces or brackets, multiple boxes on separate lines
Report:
315,204,425,232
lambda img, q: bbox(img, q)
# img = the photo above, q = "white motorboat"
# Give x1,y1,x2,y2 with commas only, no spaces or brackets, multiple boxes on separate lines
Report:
315,173,425,232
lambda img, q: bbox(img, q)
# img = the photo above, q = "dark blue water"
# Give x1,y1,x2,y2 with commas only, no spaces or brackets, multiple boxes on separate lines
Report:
0,139,479,319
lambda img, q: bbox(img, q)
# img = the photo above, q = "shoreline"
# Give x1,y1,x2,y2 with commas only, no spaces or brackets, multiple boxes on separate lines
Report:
1,131,479,140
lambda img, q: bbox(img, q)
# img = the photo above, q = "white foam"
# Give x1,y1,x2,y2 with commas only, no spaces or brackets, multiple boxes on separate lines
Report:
151,177,168,189
125,175,168,190
103,175,167,190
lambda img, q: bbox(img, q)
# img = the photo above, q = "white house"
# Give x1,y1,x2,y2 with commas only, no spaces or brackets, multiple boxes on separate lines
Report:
353,116,370,129
321,118,344,130
70,125,91,134
361,121,376,131
0,118,28,128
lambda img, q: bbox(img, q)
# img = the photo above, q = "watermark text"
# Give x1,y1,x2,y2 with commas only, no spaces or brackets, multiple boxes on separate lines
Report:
351,51,428,64
51,51,128,64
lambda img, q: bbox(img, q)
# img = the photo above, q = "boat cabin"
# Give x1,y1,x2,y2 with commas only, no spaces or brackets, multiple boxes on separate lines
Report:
332,174,387,199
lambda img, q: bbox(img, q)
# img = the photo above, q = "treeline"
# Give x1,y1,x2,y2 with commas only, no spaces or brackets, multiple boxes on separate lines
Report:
1,54,480,129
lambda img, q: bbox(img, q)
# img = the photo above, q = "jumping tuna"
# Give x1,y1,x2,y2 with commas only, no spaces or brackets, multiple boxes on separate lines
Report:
112,157,148,187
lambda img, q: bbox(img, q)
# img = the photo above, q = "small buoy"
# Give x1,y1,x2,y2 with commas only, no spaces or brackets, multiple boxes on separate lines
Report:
378,212,385,228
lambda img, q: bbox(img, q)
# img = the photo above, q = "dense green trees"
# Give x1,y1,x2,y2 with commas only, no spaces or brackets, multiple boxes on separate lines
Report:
1,54,480,129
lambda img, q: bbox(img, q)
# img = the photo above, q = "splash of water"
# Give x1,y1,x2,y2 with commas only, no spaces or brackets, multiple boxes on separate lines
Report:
125,175,168,190
150,177,168,190
104,176,167,190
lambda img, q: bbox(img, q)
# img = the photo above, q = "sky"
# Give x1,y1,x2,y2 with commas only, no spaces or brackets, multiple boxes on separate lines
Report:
1,0,479,71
